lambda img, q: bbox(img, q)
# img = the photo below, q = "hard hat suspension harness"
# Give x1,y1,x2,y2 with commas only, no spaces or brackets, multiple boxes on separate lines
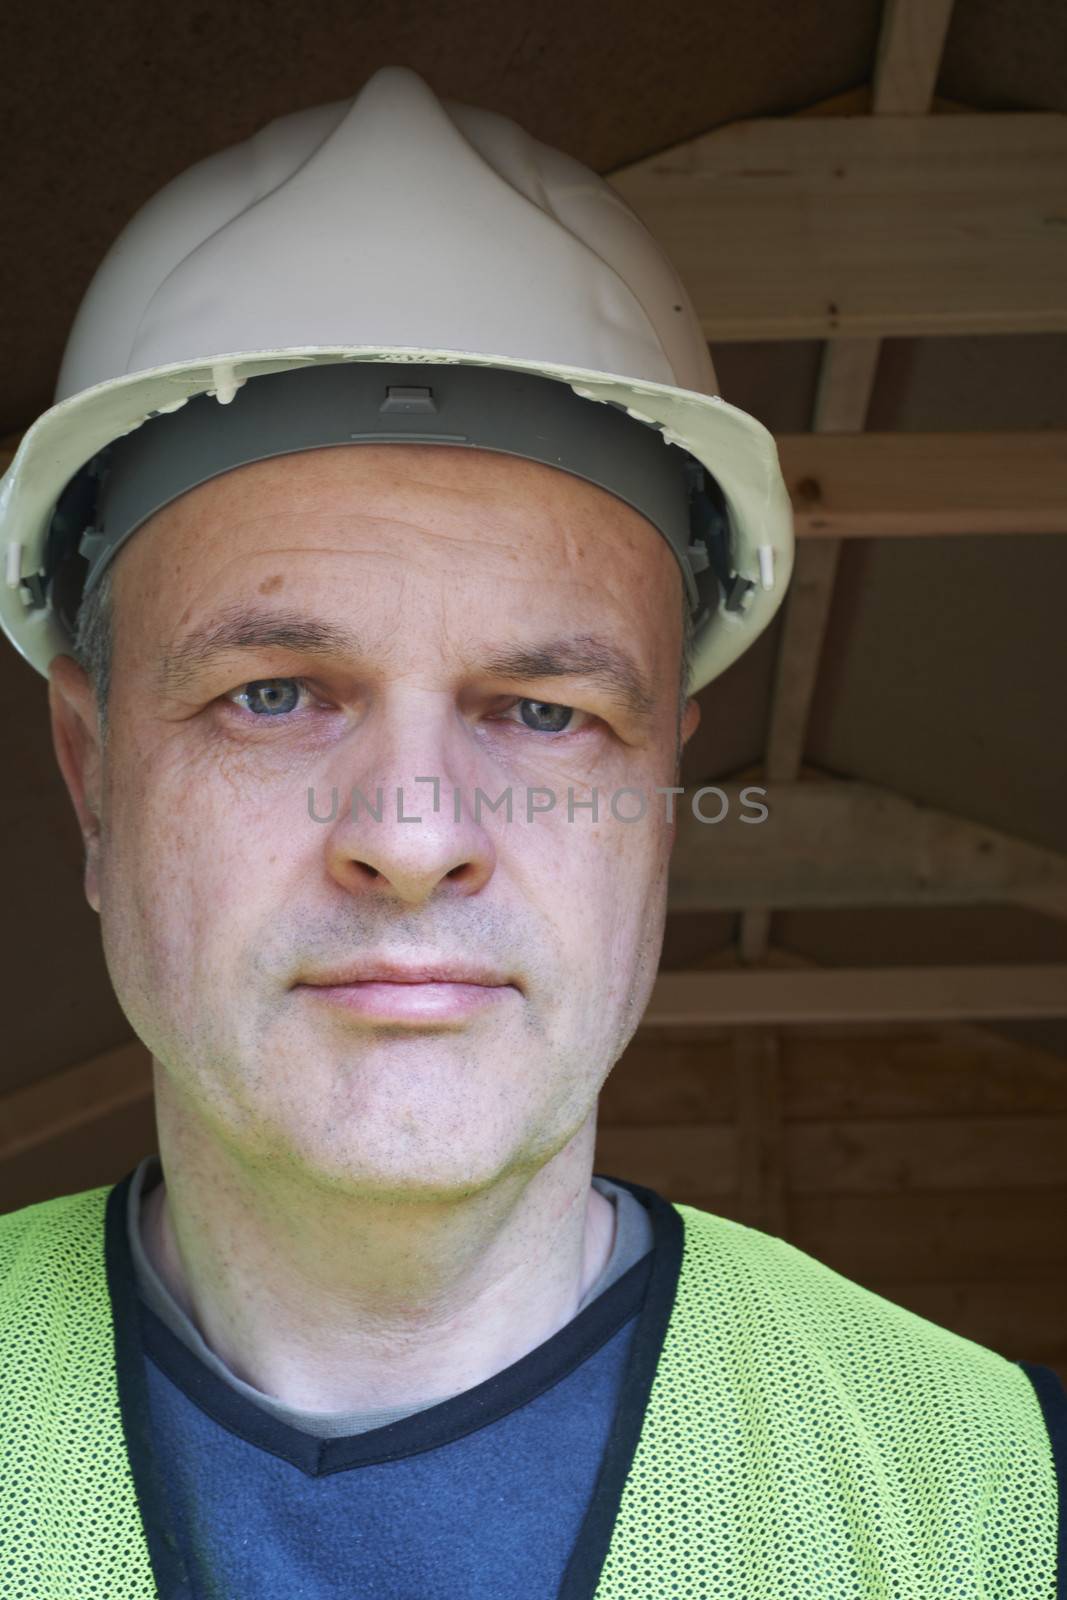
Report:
41,362,745,641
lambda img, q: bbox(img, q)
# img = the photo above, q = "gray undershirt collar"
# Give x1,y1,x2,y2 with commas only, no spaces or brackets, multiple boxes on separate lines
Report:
126,1153,654,1440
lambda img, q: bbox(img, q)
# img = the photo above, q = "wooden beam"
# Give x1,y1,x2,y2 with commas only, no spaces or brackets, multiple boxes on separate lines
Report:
790,1189,1067,1280
872,0,957,115
789,1114,1067,1192
644,966,1067,1026
594,1124,735,1197
737,0,955,970
608,113,1067,340
0,1038,151,1163
762,541,841,780
809,337,882,434
739,320,878,958
782,429,1067,538
670,779,1067,918
865,1281,1067,1359
734,1028,787,1234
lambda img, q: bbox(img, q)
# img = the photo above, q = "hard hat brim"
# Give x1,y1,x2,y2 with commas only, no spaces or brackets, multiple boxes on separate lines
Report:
0,345,794,695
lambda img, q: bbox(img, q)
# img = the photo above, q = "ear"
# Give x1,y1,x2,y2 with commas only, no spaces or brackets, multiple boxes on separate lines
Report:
679,697,701,748
668,696,702,833
48,654,105,913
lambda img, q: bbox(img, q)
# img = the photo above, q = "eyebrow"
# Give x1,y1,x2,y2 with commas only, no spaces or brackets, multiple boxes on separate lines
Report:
158,608,361,695
479,635,658,722
159,607,658,720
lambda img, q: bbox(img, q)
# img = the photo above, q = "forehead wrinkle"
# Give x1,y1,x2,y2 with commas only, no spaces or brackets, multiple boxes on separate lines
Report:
178,501,542,567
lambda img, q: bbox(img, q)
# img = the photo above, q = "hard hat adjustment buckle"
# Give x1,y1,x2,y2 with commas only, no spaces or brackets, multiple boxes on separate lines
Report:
379,385,438,415
685,458,753,615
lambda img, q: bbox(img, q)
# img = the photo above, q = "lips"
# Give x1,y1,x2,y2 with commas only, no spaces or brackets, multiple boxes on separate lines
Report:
296,960,517,990
292,960,520,1024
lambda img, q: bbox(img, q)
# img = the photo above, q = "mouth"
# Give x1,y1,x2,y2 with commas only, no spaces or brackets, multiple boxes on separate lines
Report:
293,961,522,1025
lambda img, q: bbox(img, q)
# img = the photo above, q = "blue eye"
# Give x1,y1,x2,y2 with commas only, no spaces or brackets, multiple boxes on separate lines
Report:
231,679,305,716
518,700,574,733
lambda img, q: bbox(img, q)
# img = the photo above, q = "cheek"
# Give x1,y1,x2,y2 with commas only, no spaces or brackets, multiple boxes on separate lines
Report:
100,745,297,990
540,803,669,966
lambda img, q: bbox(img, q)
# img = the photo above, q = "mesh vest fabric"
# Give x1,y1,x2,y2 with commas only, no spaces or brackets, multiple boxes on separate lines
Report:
0,1182,1059,1600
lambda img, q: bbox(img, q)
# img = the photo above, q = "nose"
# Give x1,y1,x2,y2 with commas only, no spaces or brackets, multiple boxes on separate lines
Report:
319,695,498,906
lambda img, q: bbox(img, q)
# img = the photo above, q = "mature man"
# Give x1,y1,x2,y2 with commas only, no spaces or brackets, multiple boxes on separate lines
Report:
1,65,1062,1600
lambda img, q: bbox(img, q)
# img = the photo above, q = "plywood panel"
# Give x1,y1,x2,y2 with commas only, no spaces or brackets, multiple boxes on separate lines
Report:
869,1278,1067,1362
594,1125,735,1197
788,1116,1067,1191
780,1027,1067,1117
0,1096,156,1214
789,1189,1067,1281
601,1036,734,1125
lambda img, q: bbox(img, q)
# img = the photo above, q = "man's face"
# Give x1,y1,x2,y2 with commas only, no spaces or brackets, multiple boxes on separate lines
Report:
54,442,699,1197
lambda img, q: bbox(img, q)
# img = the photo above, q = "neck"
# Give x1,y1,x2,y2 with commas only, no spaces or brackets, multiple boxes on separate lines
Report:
139,1102,616,1416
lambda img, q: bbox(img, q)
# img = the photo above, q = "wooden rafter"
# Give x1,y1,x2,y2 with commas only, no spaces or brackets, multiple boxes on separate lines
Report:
734,1027,787,1234
0,1038,151,1165
782,430,1067,538
644,966,1067,1027
872,0,957,115
737,0,960,969
668,779,1067,919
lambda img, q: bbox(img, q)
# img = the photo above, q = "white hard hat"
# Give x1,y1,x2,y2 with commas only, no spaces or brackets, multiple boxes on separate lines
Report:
0,64,793,692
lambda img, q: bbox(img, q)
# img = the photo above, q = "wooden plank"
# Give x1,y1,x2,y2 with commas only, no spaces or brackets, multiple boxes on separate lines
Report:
868,1279,1067,1357
781,429,1067,537
788,1189,1067,1280
809,336,881,434
735,1029,787,1234
609,114,1067,339
872,0,957,116
610,1022,1067,1116
591,1115,1067,1199
669,779,1067,917
593,1124,735,1196
628,1186,1067,1279
738,300,879,962
767,341,874,785
788,1115,1067,1192
738,909,773,966
0,1096,157,1214
745,0,954,958
601,1037,735,1125
645,966,1067,1026
0,1037,152,1163
781,1026,1067,1118
762,542,842,780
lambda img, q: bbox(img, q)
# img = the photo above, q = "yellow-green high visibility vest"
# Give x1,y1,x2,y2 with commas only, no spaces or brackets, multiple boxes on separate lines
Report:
0,1175,1062,1599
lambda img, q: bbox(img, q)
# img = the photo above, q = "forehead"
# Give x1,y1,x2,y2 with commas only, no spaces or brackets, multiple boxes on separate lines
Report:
110,443,683,669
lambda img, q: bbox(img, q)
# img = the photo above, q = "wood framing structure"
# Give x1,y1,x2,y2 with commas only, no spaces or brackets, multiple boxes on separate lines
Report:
667,778,1067,917
608,112,1067,340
